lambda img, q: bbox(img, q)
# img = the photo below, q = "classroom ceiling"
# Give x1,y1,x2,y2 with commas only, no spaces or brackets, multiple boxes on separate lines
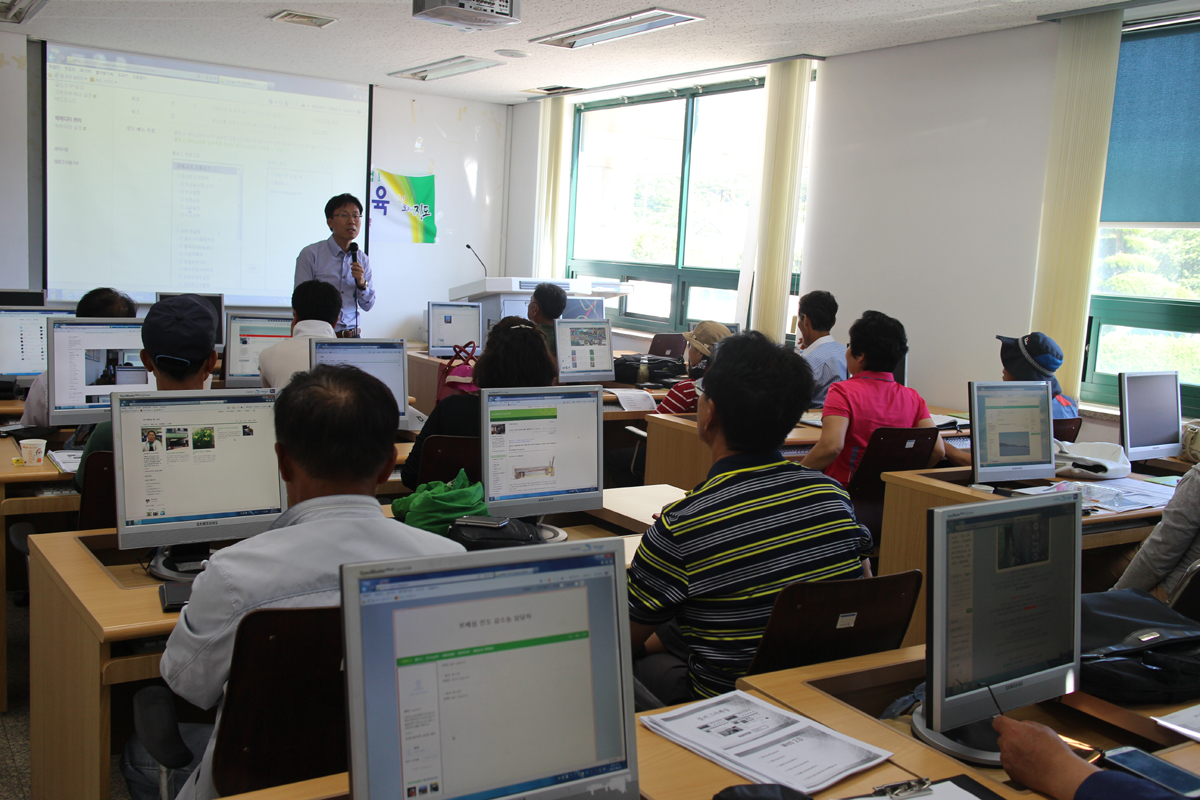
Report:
12,0,1165,104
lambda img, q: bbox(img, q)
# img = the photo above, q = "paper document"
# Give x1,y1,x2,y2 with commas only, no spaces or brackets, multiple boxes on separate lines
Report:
640,690,891,793
1044,477,1175,512
608,388,657,412
930,414,966,430
1156,704,1200,742
47,450,83,474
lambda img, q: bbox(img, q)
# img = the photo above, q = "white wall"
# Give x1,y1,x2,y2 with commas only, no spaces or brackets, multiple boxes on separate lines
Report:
504,101,541,279
801,22,1060,410
0,30,29,290
366,87,509,341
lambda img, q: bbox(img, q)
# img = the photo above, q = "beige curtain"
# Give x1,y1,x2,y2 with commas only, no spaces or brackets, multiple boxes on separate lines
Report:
749,59,812,342
533,97,573,280
1031,10,1123,398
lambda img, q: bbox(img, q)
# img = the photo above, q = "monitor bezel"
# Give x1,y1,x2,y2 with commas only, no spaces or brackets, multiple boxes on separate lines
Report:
47,316,152,426
0,289,47,307
308,338,413,429
427,301,483,358
112,387,288,551
480,385,605,517
968,380,1057,484
0,306,75,384
340,539,639,800
224,311,294,388
554,318,616,384
155,292,226,351
1119,371,1183,461
926,492,1082,732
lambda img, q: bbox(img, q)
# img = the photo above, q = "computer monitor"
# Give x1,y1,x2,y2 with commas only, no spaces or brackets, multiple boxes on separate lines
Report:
892,354,907,387
0,289,47,307
555,319,615,383
688,321,741,334
481,386,604,517
225,313,294,388
309,338,415,430
914,492,1082,765
0,307,73,385
563,297,606,320
341,539,638,800
428,301,483,358
47,317,155,426
968,381,1056,484
112,388,287,551
155,292,226,351
1119,371,1183,461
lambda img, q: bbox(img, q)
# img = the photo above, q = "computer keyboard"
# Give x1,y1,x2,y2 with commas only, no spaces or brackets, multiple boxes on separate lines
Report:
781,444,814,458
944,435,971,450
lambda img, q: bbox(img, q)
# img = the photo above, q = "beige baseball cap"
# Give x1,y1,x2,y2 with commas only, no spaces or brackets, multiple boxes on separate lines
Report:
682,321,732,357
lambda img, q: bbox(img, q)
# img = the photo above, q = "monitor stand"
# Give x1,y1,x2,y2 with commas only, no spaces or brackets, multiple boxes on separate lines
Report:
537,524,569,544
148,542,211,583
911,704,1002,767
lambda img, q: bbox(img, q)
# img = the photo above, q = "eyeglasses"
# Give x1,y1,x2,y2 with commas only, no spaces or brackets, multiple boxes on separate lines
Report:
332,213,362,221
694,377,705,395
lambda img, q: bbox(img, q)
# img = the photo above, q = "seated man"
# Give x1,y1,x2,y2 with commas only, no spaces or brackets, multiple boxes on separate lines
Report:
626,332,872,705
527,282,568,352
75,294,219,490
258,279,341,388
152,365,465,800
801,310,944,486
793,290,847,407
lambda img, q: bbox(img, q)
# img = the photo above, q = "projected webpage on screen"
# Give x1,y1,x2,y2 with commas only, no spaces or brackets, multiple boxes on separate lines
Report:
44,43,369,306
485,392,599,504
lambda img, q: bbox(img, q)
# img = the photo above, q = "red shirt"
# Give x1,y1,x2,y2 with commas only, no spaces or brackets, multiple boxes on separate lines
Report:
656,379,698,414
821,371,931,486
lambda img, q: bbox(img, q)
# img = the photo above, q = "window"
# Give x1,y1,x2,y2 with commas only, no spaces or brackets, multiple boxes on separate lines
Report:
567,79,766,333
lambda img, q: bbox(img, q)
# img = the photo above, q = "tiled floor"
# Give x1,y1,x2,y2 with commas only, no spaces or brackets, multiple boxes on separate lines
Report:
1,592,133,800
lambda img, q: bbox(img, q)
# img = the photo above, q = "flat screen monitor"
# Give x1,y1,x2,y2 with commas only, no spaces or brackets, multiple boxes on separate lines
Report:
688,321,741,334
968,381,1056,484
309,338,414,430
112,388,287,550
1119,371,1183,461
0,307,73,385
563,297,607,320
0,290,46,307
155,292,226,351
341,539,638,800
428,302,483,358
915,492,1081,765
48,317,155,426
892,354,907,387
555,319,615,384
225,313,294,388
481,386,604,517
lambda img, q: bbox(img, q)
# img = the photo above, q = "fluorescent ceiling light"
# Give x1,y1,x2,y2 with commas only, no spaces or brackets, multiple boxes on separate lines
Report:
531,8,704,49
270,10,339,29
0,0,47,25
390,56,504,81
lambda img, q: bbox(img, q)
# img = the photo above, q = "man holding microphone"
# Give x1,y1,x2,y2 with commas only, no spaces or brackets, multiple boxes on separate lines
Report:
294,194,375,337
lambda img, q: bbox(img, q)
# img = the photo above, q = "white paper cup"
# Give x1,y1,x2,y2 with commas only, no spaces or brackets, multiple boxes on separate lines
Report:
20,438,46,466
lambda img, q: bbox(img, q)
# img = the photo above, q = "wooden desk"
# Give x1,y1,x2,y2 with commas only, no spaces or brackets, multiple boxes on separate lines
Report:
880,466,1163,647
587,484,686,533
1146,456,1195,476
0,397,24,419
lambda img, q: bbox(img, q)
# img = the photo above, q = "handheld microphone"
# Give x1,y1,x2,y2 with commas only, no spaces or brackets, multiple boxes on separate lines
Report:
466,244,488,277
348,242,361,337
348,241,360,262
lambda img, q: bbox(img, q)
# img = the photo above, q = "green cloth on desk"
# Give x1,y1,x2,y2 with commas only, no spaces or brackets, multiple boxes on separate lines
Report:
74,421,112,491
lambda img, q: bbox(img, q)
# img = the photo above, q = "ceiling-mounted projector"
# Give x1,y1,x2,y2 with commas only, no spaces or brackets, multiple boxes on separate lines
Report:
413,0,521,31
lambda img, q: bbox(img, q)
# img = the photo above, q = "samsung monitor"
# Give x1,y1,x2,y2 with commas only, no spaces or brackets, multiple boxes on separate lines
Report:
428,302,483,358
914,492,1082,765
968,381,1056,484
1119,371,1183,461
225,313,294,388
0,289,47,307
112,388,287,551
481,386,604,518
309,338,415,430
555,319,615,384
688,321,741,334
48,317,155,426
341,539,638,800
0,307,73,385
892,354,907,387
155,292,226,351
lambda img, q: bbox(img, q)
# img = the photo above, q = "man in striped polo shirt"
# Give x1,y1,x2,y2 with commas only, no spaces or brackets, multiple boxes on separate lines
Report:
627,331,872,707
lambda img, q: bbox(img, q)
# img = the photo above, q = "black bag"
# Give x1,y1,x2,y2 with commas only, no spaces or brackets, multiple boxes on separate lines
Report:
613,354,686,385
445,518,544,551
1080,588,1200,704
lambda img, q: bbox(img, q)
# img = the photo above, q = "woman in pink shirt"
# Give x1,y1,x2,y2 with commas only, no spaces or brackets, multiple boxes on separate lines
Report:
800,311,943,486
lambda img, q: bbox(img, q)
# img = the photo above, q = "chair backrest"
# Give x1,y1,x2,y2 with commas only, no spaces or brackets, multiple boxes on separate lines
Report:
648,333,687,358
745,570,923,676
416,435,482,485
845,427,941,541
78,450,117,530
1170,559,1200,622
1053,417,1083,443
211,607,345,796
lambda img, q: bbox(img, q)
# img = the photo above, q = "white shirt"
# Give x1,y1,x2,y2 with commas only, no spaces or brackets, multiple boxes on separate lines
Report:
256,319,336,389
161,494,465,800
20,371,48,427
796,335,848,408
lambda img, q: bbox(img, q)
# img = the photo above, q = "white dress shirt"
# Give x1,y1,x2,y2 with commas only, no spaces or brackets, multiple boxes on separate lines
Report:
796,335,848,408
256,319,336,388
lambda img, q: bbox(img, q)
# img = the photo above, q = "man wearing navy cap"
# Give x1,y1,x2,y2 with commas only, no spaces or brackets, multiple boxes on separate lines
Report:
74,294,219,489
996,332,1079,419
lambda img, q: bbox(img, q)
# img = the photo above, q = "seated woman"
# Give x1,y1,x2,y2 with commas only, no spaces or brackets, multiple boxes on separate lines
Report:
401,317,556,489
1113,461,1200,602
944,331,1078,467
800,311,944,486
605,321,731,487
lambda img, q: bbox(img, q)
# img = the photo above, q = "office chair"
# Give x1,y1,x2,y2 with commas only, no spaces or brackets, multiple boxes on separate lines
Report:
648,333,687,359
744,570,923,676
1053,417,1083,443
844,427,941,545
133,606,346,798
416,435,482,485
77,450,117,530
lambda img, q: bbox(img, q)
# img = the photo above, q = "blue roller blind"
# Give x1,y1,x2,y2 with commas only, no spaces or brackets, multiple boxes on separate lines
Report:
1100,24,1200,223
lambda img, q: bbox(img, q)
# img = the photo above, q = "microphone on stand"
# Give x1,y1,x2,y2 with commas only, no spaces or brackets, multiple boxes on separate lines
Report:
466,244,488,277
348,242,361,337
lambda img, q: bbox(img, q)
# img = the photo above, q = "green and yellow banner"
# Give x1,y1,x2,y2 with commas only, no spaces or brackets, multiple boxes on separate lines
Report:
369,169,436,243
